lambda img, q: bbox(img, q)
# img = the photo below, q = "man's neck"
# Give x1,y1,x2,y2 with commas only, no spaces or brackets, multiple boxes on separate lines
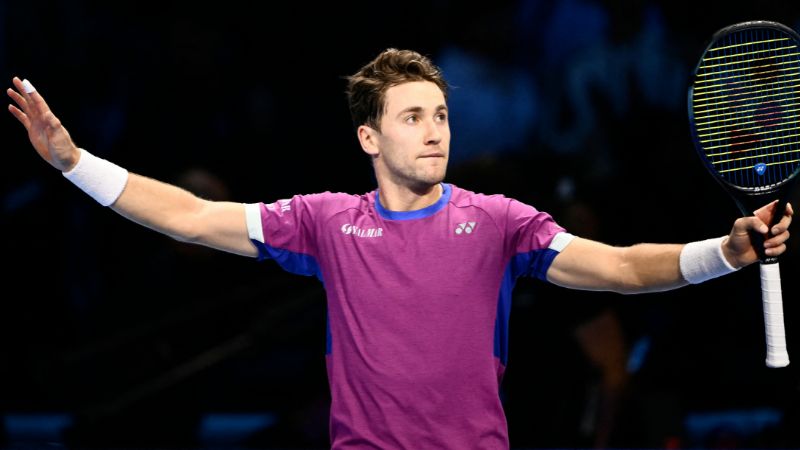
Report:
377,181,443,212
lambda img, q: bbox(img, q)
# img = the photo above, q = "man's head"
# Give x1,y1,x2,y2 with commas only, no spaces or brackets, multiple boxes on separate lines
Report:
346,49,448,131
346,49,451,192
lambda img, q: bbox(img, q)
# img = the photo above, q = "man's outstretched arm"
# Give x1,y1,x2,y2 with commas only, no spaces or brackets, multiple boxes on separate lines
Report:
547,200,793,294
7,77,258,257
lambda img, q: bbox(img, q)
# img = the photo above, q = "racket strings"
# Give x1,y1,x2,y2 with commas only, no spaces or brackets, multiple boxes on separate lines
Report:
694,69,796,94
694,65,797,86
692,26,800,188
706,36,789,53
708,139,800,158
698,111,800,139
695,104,800,131
693,83,800,113
702,129,800,149
694,78,799,105
720,158,800,174
699,48,799,70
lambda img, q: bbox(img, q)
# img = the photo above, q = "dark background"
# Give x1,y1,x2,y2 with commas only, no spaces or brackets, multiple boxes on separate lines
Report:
3,1,800,448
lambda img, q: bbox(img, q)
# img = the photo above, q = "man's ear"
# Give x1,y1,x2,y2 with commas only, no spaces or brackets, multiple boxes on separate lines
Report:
357,124,380,158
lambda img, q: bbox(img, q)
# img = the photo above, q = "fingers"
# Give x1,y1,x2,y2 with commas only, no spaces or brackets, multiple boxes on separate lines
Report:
763,230,788,255
763,242,787,257
12,77,37,96
8,77,32,118
753,199,779,223
748,202,792,257
735,216,768,235
11,77,31,103
770,202,794,235
741,209,790,236
21,79,35,94
7,104,31,129
7,86,28,113
9,76,50,116
752,200,794,231
764,228,789,248
23,80,50,111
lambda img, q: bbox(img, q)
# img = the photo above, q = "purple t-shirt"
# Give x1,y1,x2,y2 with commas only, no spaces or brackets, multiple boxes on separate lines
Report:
245,183,573,449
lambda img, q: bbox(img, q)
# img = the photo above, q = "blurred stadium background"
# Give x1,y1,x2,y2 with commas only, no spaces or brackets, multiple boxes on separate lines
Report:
3,1,800,448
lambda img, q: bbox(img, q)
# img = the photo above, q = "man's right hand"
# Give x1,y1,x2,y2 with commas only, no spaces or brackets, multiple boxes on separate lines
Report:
7,77,80,172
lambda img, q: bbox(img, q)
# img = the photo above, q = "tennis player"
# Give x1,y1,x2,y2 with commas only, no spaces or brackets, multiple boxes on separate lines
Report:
8,48,792,449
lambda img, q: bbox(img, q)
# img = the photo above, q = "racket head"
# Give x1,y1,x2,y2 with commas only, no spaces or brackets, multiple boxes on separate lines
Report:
688,20,800,213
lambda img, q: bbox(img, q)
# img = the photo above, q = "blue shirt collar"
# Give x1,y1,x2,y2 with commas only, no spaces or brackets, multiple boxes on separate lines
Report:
375,183,451,220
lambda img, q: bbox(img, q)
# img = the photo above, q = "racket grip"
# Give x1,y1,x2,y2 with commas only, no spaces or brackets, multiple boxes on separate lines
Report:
761,263,789,367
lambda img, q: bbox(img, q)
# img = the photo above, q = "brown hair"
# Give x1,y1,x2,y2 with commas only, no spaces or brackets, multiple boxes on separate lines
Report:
346,48,448,131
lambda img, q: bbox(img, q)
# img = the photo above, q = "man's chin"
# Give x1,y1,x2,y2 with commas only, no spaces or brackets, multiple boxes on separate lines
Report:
409,174,446,192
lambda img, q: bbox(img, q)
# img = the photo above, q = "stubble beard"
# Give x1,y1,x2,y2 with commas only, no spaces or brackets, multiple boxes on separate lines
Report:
391,160,447,194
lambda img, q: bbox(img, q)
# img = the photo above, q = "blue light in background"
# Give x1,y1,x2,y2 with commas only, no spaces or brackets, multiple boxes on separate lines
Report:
685,408,782,444
4,413,73,444
198,412,277,445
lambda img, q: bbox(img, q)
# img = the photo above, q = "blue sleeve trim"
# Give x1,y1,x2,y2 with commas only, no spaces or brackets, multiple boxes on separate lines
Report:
509,248,560,281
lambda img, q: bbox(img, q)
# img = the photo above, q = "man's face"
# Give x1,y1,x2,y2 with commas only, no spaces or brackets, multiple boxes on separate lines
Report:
372,81,450,191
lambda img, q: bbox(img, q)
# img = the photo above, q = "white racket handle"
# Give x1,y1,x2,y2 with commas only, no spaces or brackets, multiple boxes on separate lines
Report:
761,263,789,367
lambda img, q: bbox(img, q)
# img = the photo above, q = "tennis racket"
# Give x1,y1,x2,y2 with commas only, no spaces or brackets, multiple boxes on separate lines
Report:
688,20,800,368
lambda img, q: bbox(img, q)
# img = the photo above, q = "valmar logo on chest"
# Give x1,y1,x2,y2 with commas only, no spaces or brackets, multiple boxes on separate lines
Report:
341,223,384,238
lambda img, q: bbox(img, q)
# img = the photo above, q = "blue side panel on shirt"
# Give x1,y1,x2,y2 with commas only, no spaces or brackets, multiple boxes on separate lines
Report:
494,248,561,365
252,240,330,352
251,239,322,280
326,311,332,355
494,266,515,366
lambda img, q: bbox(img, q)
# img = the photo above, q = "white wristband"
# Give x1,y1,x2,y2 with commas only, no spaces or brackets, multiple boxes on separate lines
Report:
62,148,129,206
679,236,739,284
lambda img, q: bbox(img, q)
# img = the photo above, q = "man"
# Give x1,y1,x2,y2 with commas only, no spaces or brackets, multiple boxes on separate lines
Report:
8,48,793,449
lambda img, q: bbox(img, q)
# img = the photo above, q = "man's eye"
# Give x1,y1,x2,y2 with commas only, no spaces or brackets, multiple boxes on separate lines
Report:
405,115,418,124
436,113,447,122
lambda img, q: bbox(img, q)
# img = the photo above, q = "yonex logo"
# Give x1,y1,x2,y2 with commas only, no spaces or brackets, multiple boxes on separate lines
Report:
341,223,383,238
455,222,476,235
754,162,767,176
